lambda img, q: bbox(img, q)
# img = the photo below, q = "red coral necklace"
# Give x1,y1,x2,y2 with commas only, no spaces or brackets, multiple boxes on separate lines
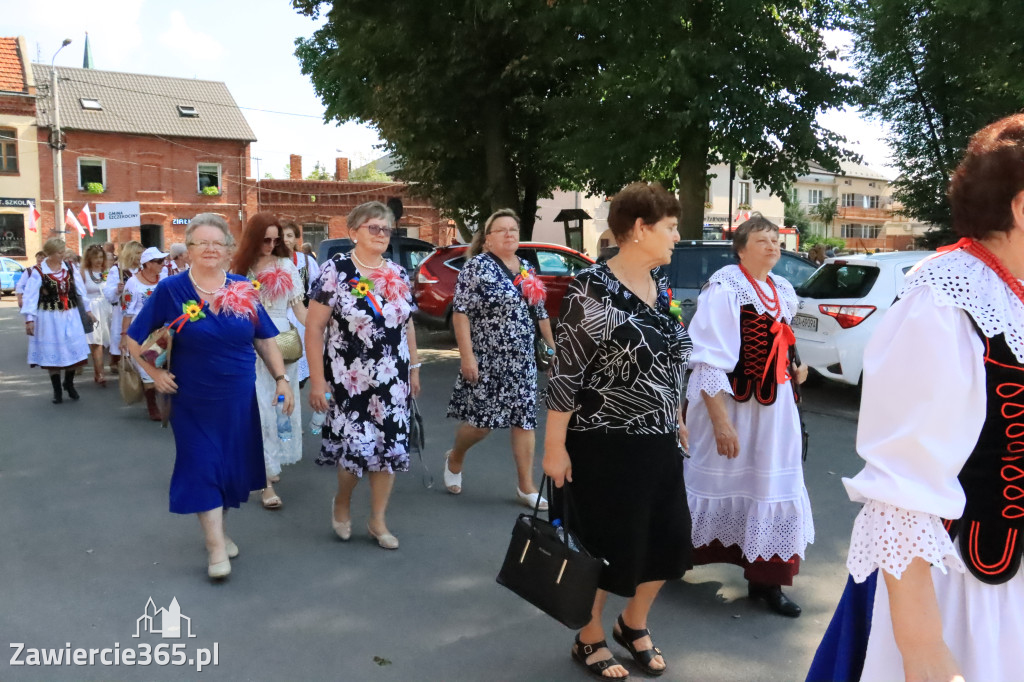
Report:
738,263,781,315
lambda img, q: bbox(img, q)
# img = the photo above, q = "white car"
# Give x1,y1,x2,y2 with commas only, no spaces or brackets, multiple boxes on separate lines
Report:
792,251,936,386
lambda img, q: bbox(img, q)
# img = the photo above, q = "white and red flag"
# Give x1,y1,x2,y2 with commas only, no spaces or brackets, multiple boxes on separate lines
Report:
27,201,39,232
65,208,85,237
77,204,94,236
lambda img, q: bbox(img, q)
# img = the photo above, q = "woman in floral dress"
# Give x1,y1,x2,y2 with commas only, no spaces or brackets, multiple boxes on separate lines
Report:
305,201,421,550
231,213,306,509
444,209,556,509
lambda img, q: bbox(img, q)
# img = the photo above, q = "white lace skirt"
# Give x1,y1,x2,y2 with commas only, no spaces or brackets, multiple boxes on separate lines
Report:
685,390,814,560
27,309,90,370
85,293,111,348
255,315,303,476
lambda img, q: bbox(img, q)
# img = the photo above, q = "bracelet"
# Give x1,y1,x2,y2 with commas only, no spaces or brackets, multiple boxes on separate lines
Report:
410,363,422,369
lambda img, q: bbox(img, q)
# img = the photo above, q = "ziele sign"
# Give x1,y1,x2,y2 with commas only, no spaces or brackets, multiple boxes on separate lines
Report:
96,202,141,228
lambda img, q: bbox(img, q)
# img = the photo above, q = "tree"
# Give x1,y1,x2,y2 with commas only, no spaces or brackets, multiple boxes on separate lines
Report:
349,164,391,183
306,161,332,181
784,195,812,245
293,0,584,239
552,0,856,238
811,197,839,236
850,0,1024,246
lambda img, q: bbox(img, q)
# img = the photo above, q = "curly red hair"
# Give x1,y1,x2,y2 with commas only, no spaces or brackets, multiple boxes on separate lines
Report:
230,212,290,275
950,114,1024,239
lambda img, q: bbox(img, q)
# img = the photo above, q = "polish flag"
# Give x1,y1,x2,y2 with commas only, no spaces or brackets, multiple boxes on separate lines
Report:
65,208,85,237
27,201,40,232
78,204,94,236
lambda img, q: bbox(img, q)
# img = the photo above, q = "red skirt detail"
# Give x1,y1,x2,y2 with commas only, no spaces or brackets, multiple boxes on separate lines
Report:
692,539,800,586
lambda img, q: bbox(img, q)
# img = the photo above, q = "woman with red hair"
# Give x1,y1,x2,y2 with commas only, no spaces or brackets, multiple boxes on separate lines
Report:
232,212,307,510
808,115,1024,681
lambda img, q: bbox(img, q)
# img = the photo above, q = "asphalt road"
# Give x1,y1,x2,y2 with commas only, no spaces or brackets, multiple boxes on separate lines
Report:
0,297,867,682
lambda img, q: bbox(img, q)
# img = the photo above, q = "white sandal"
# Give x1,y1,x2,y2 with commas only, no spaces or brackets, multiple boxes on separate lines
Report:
444,450,462,495
517,488,549,511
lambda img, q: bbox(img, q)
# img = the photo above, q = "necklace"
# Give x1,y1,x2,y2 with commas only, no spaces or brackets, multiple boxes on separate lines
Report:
738,263,780,315
609,262,655,306
351,250,385,270
138,271,159,286
88,268,105,284
963,240,1024,307
188,268,226,296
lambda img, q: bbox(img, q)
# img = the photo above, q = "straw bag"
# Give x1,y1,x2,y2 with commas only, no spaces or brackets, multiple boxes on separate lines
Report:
119,362,144,404
275,324,303,364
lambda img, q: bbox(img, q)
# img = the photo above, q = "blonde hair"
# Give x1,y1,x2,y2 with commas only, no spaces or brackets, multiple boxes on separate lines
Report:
42,238,66,256
118,241,145,271
469,209,519,257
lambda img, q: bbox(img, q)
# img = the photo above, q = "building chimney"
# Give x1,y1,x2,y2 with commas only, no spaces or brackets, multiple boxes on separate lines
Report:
289,154,302,180
335,157,349,182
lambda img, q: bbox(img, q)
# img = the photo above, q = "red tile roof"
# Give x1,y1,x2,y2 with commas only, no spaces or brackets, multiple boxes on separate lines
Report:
0,37,26,93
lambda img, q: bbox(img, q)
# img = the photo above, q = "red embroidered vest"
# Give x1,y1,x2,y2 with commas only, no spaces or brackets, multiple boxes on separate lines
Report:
726,304,797,406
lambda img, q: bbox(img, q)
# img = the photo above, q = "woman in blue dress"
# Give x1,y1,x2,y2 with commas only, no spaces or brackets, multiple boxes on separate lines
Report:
125,214,294,580
443,209,557,509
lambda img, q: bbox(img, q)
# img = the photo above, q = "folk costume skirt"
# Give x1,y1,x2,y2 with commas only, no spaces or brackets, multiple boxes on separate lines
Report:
552,430,692,597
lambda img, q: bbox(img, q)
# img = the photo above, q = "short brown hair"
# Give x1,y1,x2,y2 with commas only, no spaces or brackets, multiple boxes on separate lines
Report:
949,114,1024,239
607,183,680,242
732,213,779,257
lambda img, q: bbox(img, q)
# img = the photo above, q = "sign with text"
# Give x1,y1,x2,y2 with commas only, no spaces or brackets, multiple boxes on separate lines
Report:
96,202,141,229
0,198,33,208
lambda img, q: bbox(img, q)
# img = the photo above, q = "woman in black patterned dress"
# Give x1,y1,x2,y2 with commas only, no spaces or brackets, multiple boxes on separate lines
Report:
544,183,693,679
444,209,556,509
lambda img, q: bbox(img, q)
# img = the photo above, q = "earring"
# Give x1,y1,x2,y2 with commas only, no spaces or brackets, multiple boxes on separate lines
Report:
353,239,358,244
634,239,639,243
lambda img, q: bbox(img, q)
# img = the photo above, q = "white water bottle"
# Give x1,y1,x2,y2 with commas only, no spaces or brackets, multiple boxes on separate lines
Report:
309,392,332,435
276,395,292,442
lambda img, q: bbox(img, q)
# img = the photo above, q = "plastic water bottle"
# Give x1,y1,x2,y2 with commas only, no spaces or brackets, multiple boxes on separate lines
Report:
309,392,332,435
551,519,578,551
276,395,292,442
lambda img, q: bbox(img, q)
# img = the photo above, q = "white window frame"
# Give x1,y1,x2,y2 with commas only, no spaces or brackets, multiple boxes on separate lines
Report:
738,181,751,205
788,187,798,203
197,163,222,193
841,193,856,207
78,157,106,190
807,189,822,205
865,195,880,209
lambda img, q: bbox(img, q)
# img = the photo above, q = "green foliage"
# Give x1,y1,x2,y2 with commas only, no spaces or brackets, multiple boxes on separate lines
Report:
811,197,839,230
201,186,220,196
86,182,104,194
350,164,391,182
802,234,846,251
851,0,1024,235
784,196,812,242
552,0,856,238
306,161,332,181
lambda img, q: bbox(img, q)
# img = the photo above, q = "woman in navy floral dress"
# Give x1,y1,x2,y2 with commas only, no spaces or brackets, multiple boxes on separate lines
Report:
305,202,421,550
444,209,557,509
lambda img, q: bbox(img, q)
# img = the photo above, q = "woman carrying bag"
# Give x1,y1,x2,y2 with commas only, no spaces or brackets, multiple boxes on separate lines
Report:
543,183,693,679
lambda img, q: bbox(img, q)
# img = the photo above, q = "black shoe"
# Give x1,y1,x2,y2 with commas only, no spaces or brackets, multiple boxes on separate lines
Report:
50,374,63,404
613,614,666,676
63,370,80,400
748,583,801,618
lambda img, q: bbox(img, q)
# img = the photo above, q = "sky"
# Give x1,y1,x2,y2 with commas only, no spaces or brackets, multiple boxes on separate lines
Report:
7,1,896,182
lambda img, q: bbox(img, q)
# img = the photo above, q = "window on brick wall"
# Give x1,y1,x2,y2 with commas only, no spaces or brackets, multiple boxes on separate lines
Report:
197,163,221,193
0,129,17,173
78,158,105,189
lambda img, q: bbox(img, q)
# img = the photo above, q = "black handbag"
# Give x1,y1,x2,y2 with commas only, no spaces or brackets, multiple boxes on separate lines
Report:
408,397,432,488
69,265,94,334
496,476,604,629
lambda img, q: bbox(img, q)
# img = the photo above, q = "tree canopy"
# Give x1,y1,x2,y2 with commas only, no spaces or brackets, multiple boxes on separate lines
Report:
850,0,1024,246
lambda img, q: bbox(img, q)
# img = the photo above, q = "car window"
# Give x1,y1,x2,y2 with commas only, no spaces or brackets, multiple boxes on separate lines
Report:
444,256,467,271
534,250,588,276
901,265,914,275
798,263,881,299
772,253,817,288
4,260,23,273
668,247,735,289
407,248,432,270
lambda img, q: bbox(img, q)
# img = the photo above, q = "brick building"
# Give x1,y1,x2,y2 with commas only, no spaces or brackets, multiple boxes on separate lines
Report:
252,154,453,250
33,63,255,252
0,36,40,261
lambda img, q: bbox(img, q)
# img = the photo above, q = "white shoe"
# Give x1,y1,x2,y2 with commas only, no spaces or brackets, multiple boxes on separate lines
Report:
517,488,549,511
331,496,352,541
208,558,231,579
224,537,239,559
444,451,462,495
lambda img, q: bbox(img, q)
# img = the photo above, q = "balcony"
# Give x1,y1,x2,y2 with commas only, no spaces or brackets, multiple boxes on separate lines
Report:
838,206,891,222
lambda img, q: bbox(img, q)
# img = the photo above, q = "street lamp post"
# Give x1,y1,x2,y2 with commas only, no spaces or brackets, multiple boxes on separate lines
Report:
50,39,71,236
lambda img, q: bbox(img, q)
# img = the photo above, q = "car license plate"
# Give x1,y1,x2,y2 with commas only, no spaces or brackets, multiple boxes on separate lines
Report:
792,314,818,332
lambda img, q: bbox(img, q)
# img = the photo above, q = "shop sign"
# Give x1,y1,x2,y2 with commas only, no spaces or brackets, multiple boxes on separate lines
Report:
0,197,32,208
96,202,141,228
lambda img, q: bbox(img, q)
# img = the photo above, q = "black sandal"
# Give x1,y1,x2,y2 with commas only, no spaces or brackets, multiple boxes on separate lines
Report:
613,614,666,677
572,635,629,679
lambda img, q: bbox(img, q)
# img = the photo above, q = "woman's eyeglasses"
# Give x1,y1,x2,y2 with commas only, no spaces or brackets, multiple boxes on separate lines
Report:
363,224,392,237
188,241,227,250
264,237,282,245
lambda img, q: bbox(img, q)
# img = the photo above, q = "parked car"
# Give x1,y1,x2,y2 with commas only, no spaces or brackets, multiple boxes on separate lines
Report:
0,256,26,294
316,236,436,274
792,251,936,386
603,241,818,326
412,242,595,328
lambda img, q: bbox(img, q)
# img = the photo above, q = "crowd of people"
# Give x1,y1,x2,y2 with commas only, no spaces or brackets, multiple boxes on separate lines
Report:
14,113,1024,681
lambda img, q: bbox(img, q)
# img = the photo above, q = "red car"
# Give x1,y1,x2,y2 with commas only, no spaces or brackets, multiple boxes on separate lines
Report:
413,242,595,329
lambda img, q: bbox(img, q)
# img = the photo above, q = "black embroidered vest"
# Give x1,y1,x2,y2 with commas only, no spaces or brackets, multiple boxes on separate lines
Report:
726,304,797,406
34,266,77,312
944,329,1024,584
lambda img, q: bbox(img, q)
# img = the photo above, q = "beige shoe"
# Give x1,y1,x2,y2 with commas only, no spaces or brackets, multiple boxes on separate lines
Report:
224,537,239,559
331,496,352,541
367,524,399,550
444,451,462,495
208,558,231,579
